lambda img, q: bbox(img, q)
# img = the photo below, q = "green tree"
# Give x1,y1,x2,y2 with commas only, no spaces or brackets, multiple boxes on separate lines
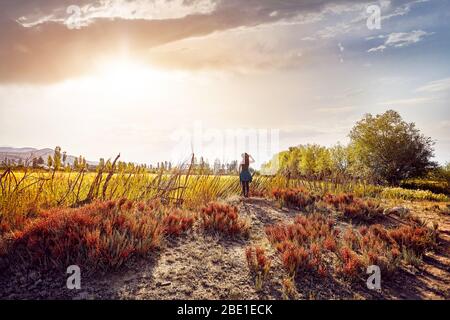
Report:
349,110,435,185
98,158,105,171
53,146,62,171
62,151,67,166
47,155,53,168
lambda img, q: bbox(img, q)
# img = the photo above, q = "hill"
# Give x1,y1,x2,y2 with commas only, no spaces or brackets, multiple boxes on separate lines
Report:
0,147,97,166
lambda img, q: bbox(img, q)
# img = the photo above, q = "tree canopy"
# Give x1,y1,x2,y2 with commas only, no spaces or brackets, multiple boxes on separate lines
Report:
349,110,435,185
263,110,436,186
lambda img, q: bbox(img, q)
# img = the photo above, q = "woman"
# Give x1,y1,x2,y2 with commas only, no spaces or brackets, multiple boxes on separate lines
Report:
239,153,255,198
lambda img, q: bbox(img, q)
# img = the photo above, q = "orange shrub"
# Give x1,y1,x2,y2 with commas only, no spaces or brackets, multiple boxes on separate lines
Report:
2,200,196,273
337,246,363,279
249,189,267,198
245,246,271,290
388,225,436,254
265,213,333,276
324,193,384,222
245,246,271,275
271,188,318,211
266,212,436,281
200,202,249,237
163,209,195,236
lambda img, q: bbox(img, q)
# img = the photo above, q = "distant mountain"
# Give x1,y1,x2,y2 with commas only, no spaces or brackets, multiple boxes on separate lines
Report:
0,147,97,166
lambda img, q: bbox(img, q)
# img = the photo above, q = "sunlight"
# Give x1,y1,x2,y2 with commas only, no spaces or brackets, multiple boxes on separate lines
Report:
94,57,169,92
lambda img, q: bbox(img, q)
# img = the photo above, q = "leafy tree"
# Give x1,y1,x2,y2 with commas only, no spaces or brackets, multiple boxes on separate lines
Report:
47,155,53,168
98,158,105,171
53,146,62,171
349,110,435,185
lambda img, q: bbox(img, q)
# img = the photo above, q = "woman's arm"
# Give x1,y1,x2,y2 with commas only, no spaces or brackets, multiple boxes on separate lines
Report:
248,155,255,163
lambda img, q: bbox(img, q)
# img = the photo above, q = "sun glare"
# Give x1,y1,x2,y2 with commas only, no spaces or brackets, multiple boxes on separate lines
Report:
94,58,169,92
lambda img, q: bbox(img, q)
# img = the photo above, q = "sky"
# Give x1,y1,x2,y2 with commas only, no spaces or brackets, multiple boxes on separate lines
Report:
0,0,449,168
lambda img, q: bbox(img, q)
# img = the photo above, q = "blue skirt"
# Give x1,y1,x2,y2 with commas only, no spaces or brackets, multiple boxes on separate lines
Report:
240,169,252,182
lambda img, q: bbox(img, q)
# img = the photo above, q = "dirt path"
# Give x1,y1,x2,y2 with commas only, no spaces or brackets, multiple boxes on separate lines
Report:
1,198,449,300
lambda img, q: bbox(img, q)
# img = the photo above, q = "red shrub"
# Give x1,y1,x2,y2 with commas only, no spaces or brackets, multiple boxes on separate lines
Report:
388,225,435,254
3,201,168,273
163,209,195,236
246,246,271,275
323,193,354,208
200,202,249,237
271,188,317,210
245,246,271,290
324,193,384,222
249,189,267,198
338,246,363,279
323,236,337,252
266,213,333,277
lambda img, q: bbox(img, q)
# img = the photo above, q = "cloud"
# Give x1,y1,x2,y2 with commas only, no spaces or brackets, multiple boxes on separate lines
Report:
416,78,450,93
367,45,387,52
16,0,218,27
146,37,305,72
377,96,435,106
0,0,435,83
367,30,433,52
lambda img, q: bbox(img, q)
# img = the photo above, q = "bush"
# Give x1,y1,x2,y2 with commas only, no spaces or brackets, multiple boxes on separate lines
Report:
337,246,363,279
200,202,249,237
323,193,384,222
356,223,436,276
266,211,438,282
265,213,334,277
2,200,196,273
381,187,448,202
388,225,437,255
163,209,195,236
271,188,318,211
400,179,449,196
245,246,271,290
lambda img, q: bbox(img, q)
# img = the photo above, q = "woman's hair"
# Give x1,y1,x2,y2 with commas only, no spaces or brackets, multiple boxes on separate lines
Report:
244,153,249,167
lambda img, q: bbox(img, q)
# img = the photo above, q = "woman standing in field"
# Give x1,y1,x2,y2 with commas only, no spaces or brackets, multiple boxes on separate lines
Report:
239,153,254,198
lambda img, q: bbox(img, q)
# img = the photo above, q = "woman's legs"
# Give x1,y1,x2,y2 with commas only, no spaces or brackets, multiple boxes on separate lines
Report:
240,181,250,197
241,181,249,198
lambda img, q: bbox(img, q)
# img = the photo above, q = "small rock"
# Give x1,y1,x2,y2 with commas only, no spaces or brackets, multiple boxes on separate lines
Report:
384,206,410,216
157,281,171,287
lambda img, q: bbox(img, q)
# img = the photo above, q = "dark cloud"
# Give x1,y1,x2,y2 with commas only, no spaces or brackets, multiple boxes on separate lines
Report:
0,0,412,83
